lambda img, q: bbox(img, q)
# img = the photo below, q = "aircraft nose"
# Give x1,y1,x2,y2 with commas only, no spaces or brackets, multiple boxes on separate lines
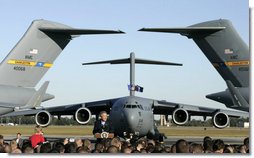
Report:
123,109,137,130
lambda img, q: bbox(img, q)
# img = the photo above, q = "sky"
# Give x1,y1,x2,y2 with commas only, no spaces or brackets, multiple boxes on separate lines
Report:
0,0,249,111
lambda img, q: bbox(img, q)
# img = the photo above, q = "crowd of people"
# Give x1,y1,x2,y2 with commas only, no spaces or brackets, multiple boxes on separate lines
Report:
0,125,249,154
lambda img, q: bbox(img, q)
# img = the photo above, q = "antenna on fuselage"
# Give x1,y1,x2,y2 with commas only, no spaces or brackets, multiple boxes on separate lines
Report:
82,52,182,96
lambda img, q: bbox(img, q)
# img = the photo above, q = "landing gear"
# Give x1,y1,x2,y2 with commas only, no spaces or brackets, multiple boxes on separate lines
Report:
152,126,167,143
158,133,167,143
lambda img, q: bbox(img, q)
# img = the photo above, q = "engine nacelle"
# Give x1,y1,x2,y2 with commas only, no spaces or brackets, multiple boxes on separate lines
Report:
213,112,229,129
75,107,91,125
35,110,52,127
172,108,189,125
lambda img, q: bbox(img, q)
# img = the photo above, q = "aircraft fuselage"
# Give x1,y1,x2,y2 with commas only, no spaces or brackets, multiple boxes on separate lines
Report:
0,84,54,115
109,96,157,139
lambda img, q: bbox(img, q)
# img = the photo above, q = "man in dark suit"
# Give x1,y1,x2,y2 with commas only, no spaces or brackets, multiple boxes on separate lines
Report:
15,133,23,149
93,111,114,142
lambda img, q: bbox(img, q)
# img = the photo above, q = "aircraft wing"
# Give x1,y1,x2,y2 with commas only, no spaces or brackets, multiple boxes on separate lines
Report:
153,99,248,128
1,98,120,117
153,100,249,118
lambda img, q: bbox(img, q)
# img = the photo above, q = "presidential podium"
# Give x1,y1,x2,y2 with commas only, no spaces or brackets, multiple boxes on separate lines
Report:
94,132,114,139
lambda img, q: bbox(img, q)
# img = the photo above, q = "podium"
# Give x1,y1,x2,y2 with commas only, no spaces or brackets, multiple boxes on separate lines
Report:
94,132,114,139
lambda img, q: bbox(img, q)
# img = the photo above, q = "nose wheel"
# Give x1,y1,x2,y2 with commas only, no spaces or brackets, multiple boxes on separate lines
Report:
158,133,167,143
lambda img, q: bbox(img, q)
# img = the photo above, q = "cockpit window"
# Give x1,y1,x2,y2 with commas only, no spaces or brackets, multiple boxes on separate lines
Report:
124,104,144,109
132,105,137,108
126,105,131,108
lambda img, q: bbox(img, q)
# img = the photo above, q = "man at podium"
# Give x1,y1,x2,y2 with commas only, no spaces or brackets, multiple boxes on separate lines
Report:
93,111,114,142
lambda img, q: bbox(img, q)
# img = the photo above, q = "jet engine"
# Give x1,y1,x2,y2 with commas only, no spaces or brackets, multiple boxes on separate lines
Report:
74,107,92,125
172,108,189,125
35,110,52,127
212,112,229,129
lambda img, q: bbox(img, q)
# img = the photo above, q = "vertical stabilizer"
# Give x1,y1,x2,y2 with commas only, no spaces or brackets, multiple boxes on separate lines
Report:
0,20,124,87
190,20,249,87
139,19,249,87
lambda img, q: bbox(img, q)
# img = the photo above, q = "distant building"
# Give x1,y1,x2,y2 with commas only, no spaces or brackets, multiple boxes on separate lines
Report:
236,120,249,128
160,115,171,127
244,122,249,128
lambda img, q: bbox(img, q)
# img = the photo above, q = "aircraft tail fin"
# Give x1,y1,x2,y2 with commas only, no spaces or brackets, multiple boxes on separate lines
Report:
139,19,249,87
0,19,124,87
83,52,182,97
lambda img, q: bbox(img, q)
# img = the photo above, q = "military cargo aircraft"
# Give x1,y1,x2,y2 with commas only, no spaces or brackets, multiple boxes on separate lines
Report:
0,19,124,116
1,19,248,141
3,52,248,140
139,19,249,112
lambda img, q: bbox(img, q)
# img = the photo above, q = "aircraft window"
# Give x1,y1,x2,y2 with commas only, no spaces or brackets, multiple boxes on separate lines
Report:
132,105,137,108
126,105,131,108
124,104,142,109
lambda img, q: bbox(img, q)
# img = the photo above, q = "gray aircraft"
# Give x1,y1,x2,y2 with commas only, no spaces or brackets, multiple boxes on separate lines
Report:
3,52,248,140
0,19,124,116
139,19,249,112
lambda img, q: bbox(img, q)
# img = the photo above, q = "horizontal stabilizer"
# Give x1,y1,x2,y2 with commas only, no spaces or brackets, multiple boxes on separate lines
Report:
226,80,249,108
83,58,182,66
135,58,182,66
39,28,125,35
83,58,129,65
138,27,225,37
